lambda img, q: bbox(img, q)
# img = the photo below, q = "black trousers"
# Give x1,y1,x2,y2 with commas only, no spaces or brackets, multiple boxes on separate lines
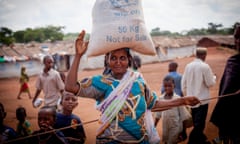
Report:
188,104,208,144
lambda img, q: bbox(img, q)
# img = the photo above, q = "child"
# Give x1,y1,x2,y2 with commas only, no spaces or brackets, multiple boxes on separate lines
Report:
0,102,17,143
17,66,32,99
154,76,192,144
54,91,86,144
28,106,69,144
16,106,32,138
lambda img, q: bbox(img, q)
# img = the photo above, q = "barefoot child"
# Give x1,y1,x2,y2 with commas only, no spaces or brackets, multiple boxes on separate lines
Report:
55,91,86,144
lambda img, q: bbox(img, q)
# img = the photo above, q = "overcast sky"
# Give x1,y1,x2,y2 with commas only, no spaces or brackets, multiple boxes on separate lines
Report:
0,0,240,34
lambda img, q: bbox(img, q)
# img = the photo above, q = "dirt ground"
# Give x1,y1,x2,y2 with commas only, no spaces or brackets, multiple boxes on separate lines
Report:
0,47,236,144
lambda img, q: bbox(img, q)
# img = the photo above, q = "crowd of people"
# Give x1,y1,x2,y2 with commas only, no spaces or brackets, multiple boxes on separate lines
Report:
64,30,200,144
1,24,240,144
0,91,86,144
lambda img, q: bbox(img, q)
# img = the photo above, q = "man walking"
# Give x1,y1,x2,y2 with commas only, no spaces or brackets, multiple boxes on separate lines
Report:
32,55,64,109
182,47,216,144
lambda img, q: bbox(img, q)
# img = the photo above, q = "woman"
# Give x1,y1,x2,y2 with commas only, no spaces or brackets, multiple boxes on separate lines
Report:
17,66,32,99
65,30,200,143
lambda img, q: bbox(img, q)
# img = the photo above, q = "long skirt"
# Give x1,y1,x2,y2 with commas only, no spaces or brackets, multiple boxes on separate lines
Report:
20,82,29,92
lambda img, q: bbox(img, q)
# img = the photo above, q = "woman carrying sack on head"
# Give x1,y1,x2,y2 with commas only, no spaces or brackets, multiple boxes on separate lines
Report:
65,30,200,144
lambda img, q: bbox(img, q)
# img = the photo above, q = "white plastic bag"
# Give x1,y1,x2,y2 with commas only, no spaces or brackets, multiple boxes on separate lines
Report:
145,109,161,144
87,0,156,57
33,98,44,108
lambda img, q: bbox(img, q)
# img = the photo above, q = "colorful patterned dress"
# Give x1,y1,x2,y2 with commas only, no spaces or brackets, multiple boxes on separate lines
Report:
76,70,158,143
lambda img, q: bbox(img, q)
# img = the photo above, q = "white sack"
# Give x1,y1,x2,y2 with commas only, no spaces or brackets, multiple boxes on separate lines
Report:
87,0,156,57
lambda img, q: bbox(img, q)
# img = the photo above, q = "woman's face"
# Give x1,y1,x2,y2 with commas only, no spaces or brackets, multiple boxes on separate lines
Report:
108,49,130,79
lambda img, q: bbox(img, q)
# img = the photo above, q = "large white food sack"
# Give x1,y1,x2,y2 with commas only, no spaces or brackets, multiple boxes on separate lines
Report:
86,0,156,57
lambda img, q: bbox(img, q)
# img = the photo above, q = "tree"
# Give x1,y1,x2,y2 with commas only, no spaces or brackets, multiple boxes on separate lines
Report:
207,22,223,34
0,27,15,46
13,25,65,43
186,28,208,36
41,25,64,42
14,30,25,43
23,28,39,42
150,27,162,36
150,27,180,37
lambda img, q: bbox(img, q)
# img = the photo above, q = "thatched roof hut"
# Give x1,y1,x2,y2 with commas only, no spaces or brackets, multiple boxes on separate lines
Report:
197,35,234,48
151,36,197,49
151,36,198,60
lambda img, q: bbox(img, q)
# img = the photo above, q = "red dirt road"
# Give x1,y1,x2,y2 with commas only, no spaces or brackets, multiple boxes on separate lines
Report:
0,47,235,143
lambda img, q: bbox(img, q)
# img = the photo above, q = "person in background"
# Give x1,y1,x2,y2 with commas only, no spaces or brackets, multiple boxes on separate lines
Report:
234,23,240,51
59,72,66,83
28,106,69,144
32,55,64,109
17,66,32,99
16,106,32,137
155,76,192,144
55,91,86,144
0,102,17,144
102,54,111,75
161,62,183,97
64,30,200,143
132,55,142,71
182,47,216,144
160,61,187,140
210,23,240,144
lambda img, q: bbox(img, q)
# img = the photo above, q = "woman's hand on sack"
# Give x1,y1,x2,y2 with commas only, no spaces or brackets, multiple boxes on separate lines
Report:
75,30,89,56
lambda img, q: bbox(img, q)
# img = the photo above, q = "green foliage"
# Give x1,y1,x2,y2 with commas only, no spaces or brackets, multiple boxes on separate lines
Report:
40,25,64,42
22,28,45,43
13,25,64,43
186,22,237,36
207,22,223,34
150,22,239,36
150,27,181,37
186,28,208,36
13,30,25,43
63,32,90,41
0,27,15,46
63,33,79,40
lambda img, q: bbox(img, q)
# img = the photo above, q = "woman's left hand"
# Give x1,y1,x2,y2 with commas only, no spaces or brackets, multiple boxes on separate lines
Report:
183,96,200,106
75,30,89,56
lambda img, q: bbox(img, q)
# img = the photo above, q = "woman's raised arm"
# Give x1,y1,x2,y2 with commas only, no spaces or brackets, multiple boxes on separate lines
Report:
65,30,89,94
